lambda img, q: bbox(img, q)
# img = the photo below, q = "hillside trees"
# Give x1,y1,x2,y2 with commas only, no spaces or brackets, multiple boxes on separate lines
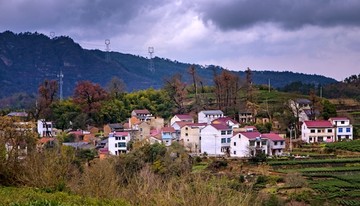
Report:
106,76,126,99
213,70,242,117
163,74,188,114
35,79,58,120
73,81,109,124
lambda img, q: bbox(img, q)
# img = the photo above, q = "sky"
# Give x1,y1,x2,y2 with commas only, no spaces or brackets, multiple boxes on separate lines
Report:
1,0,360,81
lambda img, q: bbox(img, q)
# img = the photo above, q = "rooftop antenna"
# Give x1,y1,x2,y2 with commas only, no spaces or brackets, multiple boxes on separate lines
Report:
105,39,110,62
50,32,55,39
148,46,155,72
57,70,64,100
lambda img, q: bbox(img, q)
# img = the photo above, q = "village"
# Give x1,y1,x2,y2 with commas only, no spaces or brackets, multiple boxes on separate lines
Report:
4,97,354,161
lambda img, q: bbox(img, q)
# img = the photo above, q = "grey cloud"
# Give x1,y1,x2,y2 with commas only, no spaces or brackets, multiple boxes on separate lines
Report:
0,0,166,36
196,0,360,30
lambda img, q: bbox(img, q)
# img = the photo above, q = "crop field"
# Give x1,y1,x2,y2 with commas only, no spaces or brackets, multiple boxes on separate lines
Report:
270,147,360,205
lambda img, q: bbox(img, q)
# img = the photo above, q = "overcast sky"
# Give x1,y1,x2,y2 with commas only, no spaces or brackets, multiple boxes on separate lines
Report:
1,0,360,81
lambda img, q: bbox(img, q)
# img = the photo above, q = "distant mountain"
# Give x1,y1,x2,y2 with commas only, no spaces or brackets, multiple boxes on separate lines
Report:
0,31,337,99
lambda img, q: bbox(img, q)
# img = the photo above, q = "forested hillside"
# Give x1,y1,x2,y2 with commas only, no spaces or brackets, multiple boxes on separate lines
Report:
0,31,337,99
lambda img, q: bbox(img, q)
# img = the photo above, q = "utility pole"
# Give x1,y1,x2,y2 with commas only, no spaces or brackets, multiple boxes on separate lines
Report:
290,125,294,153
105,39,110,62
148,47,155,72
57,70,64,101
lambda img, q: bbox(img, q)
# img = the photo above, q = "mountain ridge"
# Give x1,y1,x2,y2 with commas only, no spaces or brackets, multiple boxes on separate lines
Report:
0,31,337,98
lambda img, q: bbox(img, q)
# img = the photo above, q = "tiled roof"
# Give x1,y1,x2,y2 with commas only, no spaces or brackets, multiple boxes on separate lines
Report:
173,121,191,128
183,123,207,128
133,109,150,114
211,124,231,130
38,137,55,144
7,112,28,117
212,117,239,124
329,117,349,121
304,120,333,128
175,114,193,120
239,131,261,140
200,110,224,115
261,133,284,141
296,98,311,104
162,127,175,133
114,132,129,136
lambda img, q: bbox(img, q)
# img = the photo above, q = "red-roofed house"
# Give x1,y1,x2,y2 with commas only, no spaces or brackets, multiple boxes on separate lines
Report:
230,131,286,157
302,120,335,143
212,117,240,129
230,131,263,157
170,114,194,125
200,124,232,156
261,133,286,156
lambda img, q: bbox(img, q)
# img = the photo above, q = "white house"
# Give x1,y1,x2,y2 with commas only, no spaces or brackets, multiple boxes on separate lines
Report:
108,132,131,155
37,119,54,137
200,124,232,156
302,120,335,143
170,114,194,126
230,131,262,157
329,117,353,141
180,123,207,153
198,110,224,124
261,133,286,156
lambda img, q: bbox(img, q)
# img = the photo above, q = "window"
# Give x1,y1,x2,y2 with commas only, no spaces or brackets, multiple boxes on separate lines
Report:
115,143,117,148
274,142,278,145
140,128,143,132
346,128,351,133
310,129,315,133
234,142,236,146
221,138,226,143
221,131,226,135
118,142,126,147
122,136,126,140
339,128,343,133
309,137,313,141
185,127,188,130
249,141,255,146
261,140,267,145
227,138,231,143
199,136,201,140
227,130,231,135
327,129,332,133
317,129,321,133
115,136,119,140
238,134,241,138
187,139,189,142
280,141,284,145
234,151,236,155
341,121,345,124
185,133,188,136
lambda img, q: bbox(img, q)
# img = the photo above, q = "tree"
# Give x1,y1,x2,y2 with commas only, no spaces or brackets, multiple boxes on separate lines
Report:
36,79,58,120
73,81,108,116
213,70,241,115
321,99,337,120
0,116,38,185
106,76,126,99
163,74,188,114
51,100,81,130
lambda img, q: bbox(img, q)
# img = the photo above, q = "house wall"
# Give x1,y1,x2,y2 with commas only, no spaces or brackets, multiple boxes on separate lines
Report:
268,140,285,156
230,134,251,157
198,111,224,124
302,125,335,143
108,132,130,155
200,125,231,156
180,125,202,153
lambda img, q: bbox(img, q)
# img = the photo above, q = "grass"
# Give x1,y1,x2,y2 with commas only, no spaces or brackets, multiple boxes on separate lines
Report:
0,187,130,206
192,162,209,173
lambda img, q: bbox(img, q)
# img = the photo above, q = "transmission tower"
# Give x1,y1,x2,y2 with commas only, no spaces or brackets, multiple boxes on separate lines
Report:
57,70,64,100
50,32,55,39
148,47,155,72
105,39,110,62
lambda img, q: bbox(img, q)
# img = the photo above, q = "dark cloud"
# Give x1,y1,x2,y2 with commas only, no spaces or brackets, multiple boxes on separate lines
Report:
0,0,165,36
196,0,360,30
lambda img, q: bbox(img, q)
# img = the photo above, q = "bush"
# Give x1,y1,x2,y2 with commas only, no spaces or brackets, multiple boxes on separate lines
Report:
208,159,228,171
